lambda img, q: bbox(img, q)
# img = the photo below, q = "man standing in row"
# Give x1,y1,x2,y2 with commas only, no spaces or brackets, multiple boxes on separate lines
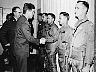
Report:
37,13,43,39
58,12,73,72
69,1,94,72
45,13,59,72
42,13,49,38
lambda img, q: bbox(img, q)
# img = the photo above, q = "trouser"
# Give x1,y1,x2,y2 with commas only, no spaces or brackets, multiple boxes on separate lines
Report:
39,44,47,72
8,50,17,72
15,53,28,72
46,43,57,72
69,58,83,72
2,46,17,72
58,47,65,72
28,54,42,72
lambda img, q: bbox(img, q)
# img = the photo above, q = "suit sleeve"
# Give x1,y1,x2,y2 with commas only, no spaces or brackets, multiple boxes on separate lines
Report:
0,21,9,45
21,23,40,45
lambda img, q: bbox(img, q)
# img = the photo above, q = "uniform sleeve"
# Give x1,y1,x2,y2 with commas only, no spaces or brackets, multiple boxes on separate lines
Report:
67,29,73,50
46,25,59,43
85,24,94,65
21,23,40,45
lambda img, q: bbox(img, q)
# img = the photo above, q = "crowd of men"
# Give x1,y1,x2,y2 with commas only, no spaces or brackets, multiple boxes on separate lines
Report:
0,0,94,72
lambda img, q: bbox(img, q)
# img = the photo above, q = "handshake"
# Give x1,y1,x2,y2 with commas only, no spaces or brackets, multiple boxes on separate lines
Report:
40,38,46,44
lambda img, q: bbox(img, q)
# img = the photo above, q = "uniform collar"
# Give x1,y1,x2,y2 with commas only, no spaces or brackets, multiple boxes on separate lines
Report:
61,25,69,30
59,25,69,33
48,23,54,27
13,17,18,21
75,17,88,28
73,17,89,35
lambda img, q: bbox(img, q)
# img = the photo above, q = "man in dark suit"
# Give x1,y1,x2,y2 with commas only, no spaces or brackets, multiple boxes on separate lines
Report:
14,3,45,72
0,6,21,72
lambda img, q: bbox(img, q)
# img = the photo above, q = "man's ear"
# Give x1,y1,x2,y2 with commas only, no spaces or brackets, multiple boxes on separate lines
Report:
65,17,67,21
52,18,55,21
13,12,15,16
26,10,28,14
83,6,87,14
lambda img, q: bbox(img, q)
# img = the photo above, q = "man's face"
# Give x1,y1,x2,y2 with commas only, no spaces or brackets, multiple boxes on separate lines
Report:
59,14,67,26
75,2,86,18
14,8,22,19
47,15,54,24
42,14,47,22
28,9,35,19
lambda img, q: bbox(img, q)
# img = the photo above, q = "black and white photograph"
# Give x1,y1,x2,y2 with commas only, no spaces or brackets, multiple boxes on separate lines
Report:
0,0,95,72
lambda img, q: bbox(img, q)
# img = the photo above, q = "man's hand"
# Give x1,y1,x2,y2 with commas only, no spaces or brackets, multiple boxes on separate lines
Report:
5,43,10,46
40,38,46,44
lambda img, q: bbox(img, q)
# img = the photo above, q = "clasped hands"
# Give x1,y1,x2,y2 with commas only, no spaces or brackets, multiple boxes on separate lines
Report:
5,43,10,46
40,38,46,44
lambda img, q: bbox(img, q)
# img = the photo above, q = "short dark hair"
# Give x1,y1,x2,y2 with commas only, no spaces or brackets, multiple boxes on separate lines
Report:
48,13,55,21
6,13,13,20
77,1,89,13
38,13,43,16
60,12,70,20
12,6,20,13
43,13,48,16
23,3,35,14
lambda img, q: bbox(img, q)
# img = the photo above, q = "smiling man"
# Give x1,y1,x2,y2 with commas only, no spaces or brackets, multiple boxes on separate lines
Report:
45,13,59,72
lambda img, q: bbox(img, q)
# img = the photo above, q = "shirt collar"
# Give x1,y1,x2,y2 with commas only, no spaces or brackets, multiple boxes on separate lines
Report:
13,17,18,21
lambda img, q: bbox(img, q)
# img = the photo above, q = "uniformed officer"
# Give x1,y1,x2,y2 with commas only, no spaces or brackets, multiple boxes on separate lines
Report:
45,13,59,72
42,13,49,38
58,12,73,72
37,13,48,39
37,13,43,39
69,1,94,72
37,13,49,72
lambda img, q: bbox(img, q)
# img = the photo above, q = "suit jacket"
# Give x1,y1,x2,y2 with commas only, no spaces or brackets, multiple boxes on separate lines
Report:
0,17,17,50
70,17,94,65
14,15,39,56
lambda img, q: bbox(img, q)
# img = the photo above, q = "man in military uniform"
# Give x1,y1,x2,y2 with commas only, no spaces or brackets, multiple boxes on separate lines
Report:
37,13,43,39
69,1,94,72
37,13,49,39
42,13,49,38
45,13,59,72
57,12,73,72
37,13,48,72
